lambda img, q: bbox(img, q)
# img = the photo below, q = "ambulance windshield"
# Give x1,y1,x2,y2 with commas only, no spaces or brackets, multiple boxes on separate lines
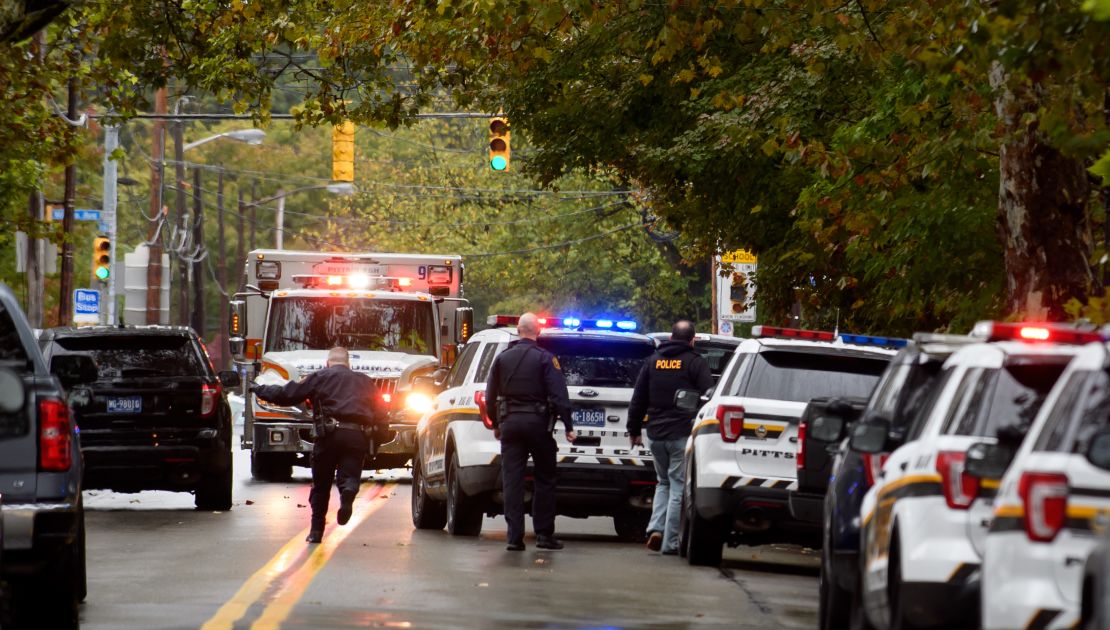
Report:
265,297,436,356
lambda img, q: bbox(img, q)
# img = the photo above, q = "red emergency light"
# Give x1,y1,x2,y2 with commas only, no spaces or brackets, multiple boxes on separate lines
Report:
751,325,837,342
972,321,1101,345
486,315,552,328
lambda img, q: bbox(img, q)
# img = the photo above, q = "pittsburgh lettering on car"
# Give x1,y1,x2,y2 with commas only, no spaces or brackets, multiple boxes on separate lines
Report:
740,447,795,459
655,359,683,369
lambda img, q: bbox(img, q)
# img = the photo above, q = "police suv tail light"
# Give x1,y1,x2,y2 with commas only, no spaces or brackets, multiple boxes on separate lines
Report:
716,405,745,442
38,397,72,472
797,420,807,470
936,451,978,510
1019,471,1069,543
201,383,220,417
475,391,494,430
862,453,888,486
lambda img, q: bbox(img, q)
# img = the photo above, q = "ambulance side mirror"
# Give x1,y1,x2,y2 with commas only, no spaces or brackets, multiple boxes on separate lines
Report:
228,300,247,362
455,307,474,344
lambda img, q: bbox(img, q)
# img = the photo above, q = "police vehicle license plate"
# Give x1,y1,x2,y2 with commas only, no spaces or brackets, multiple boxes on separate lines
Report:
107,396,142,414
572,407,606,428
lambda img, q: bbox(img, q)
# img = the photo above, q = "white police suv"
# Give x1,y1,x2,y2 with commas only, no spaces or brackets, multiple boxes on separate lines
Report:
410,315,658,539
854,322,1097,630
681,326,895,566
977,334,1110,630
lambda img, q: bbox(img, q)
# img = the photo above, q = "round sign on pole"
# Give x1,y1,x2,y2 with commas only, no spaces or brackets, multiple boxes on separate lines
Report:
719,321,733,336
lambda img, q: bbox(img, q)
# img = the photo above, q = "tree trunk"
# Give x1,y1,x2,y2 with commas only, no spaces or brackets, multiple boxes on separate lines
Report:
992,64,1093,320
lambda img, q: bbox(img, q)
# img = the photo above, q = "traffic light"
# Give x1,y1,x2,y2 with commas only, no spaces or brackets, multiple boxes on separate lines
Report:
488,116,510,171
332,120,355,183
92,235,111,282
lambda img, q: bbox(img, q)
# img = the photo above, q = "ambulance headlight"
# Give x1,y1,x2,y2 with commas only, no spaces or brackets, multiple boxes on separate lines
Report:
404,392,434,414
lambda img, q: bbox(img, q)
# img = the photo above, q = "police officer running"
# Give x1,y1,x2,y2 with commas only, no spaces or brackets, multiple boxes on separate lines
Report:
627,320,713,554
251,347,386,543
486,312,576,551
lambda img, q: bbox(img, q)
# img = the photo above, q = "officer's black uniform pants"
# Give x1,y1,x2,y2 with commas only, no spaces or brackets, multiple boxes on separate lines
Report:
500,415,558,544
309,427,368,530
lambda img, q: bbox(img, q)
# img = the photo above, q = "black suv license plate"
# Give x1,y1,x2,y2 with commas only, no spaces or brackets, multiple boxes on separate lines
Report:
572,407,605,428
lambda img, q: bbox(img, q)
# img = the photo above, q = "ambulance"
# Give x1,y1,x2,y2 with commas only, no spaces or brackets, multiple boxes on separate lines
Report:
227,249,472,480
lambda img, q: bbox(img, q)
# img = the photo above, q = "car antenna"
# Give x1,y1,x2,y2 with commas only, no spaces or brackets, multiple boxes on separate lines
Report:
833,308,840,337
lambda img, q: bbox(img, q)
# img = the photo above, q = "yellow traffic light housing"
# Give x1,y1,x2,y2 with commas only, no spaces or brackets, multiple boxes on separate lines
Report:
92,235,111,282
332,121,355,183
489,117,510,171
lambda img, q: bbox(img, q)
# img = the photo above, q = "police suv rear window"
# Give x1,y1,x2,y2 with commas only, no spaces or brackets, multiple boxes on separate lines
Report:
537,338,653,388
696,342,738,379
735,351,888,404
54,335,206,379
943,360,1069,437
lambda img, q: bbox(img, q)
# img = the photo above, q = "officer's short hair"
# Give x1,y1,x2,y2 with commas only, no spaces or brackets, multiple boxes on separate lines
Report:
327,347,350,366
518,312,540,337
671,320,696,343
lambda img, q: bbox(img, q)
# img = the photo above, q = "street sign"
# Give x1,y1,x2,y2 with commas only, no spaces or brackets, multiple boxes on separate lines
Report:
50,208,101,222
716,250,757,324
719,321,734,336
73,289,100,324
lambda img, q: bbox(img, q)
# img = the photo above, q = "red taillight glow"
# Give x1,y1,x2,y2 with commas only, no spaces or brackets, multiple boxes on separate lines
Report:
1019,327,1051,341
1019,471,1069,543
797,420,807,471
977,321,1102,344
201,382,221,417
382,392,393,405
475,391,493,429
716,405,745,442
862,453,888,486
936,451,978,510
751,325,836,342
39,398,72,471
326,275,343,286
397,277,412,287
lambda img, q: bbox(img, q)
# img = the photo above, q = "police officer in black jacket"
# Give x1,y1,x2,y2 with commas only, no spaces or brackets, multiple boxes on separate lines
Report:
627,320,713,554
486,312,576,551
252,347,387,543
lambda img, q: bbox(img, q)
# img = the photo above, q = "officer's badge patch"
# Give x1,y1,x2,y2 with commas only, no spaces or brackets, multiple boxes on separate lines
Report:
552,357,561,370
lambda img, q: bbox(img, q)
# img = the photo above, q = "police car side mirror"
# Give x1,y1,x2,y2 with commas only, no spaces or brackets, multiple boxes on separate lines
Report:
810,415,846,443
964,442,1011,480
674,389,701,413
1087,430,1110,471
218,370,241,389
701,387,715,403
849,414,891,454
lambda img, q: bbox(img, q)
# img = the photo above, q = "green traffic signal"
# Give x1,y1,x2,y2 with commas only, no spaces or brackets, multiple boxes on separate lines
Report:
490,155,508,171
95,265,109,280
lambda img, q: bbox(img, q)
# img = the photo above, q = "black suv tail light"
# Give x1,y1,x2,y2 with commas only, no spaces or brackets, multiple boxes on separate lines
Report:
39,398,72,471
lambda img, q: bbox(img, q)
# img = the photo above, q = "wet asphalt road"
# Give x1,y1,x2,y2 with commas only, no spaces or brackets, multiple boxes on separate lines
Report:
79,440,818,629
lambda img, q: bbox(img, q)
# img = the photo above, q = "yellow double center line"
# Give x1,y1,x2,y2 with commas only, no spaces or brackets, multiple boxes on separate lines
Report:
202,481,395,630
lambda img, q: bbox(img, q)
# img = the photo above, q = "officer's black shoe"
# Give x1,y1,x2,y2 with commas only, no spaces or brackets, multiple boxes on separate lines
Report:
337,490,356,526
536,535,564,550
306,530,323,544
506,540,525,551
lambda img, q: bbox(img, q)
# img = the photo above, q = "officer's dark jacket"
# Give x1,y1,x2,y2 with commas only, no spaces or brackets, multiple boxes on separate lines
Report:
485,338,573,433
627,340,714,441
254,364,386,425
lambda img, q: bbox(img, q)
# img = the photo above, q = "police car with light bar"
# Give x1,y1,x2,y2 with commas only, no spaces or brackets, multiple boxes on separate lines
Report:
410,315,658,540
975,335,1110,630
854,322,1097,630
681,326,896,566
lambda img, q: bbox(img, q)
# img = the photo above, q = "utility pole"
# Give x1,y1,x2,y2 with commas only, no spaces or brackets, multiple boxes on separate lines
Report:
191,168,205,336
173,117,188,326
217,170,227,340
146,87,168,324
102,122,119,325
249,179,258,252
275,190,285,249
58,77,78,326
26,191,43,328
237,188,245,290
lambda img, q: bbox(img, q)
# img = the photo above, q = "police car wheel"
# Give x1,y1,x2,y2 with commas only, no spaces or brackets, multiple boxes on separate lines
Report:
613,511,650,543
819,535,851,630
679,479,692,558
445,452,483,537
685,462,724,567
887,530,915,630
195,467,234,511
411,455,447,530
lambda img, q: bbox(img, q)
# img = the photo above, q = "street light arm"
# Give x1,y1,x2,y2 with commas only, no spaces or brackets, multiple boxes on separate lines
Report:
251,183,354,206
182,133,228,152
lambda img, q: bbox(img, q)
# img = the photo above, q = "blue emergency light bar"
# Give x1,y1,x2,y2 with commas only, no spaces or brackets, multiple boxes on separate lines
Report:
486,314,637,331
839,333,910,348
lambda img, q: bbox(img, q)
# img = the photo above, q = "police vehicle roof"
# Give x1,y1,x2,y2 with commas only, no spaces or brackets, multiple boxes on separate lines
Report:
472,326,653,345
945,340,1088,368
747,336,898,359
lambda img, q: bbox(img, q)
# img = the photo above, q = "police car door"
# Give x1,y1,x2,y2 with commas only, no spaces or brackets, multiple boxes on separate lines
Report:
425,341,481,480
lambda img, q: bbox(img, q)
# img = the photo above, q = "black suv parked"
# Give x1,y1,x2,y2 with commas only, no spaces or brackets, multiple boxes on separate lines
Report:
40,326,238,510
0,283,85,628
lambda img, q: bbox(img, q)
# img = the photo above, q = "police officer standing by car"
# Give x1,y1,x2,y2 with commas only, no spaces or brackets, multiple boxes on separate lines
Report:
486,312,576,551
251,347,386,543
628,320,713,554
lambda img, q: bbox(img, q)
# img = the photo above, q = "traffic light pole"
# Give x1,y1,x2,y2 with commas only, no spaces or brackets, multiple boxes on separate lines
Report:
102,122,119,325
58,77,79,326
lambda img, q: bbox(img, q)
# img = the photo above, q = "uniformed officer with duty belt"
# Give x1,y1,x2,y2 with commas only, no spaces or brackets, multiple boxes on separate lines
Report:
486,312,576,551
251,347,387,543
